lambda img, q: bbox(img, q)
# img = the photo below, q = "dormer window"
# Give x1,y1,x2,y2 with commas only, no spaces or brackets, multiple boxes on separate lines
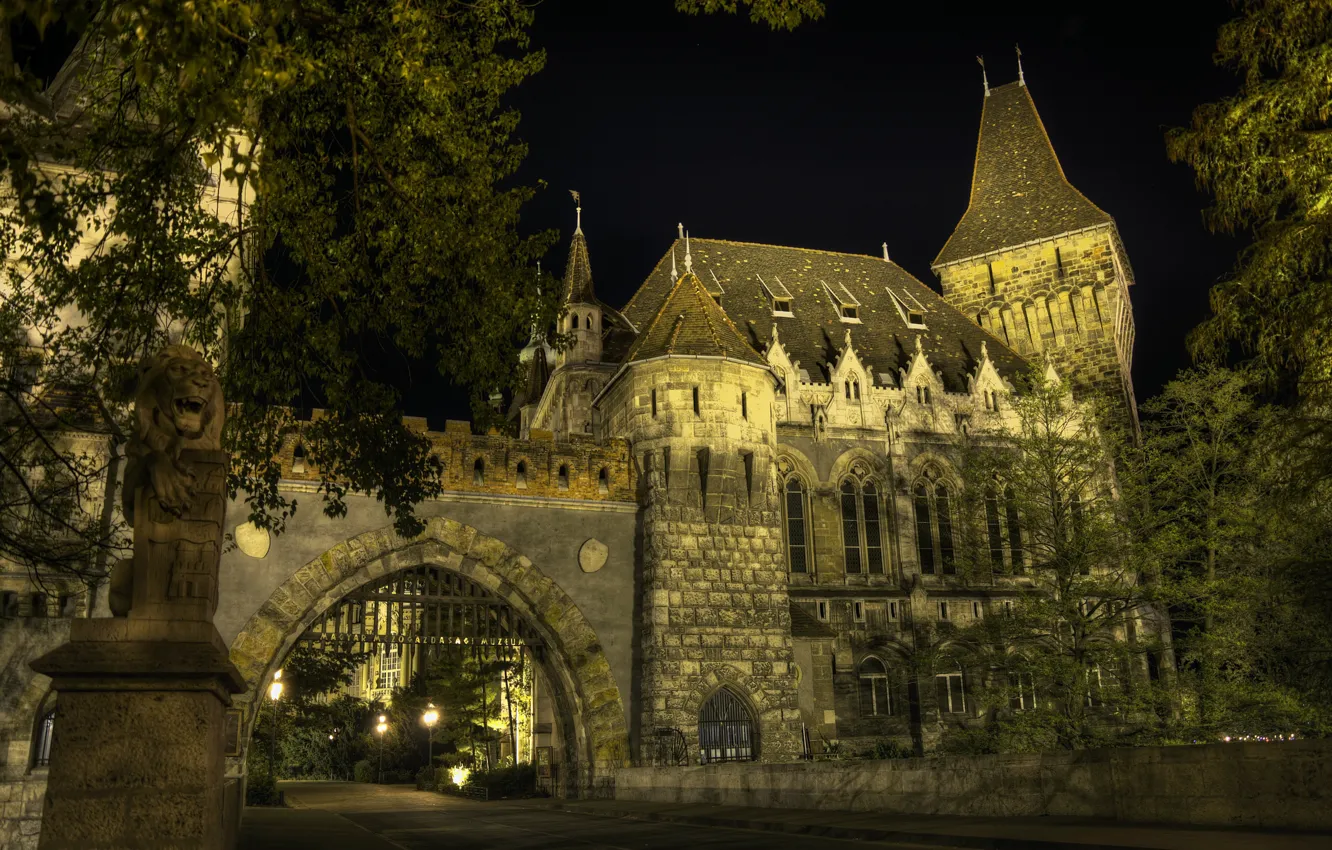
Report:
822,280,861,323
917,385,932,405
887,287,928,329
758,273,795,317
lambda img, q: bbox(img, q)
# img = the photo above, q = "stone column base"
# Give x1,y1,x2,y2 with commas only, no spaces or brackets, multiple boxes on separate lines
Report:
29,619,244,850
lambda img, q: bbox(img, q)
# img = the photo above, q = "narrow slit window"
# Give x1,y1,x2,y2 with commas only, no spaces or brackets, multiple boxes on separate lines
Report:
1005,487,1024,571
741,392,748,420
938,601,949,620
936,485,955,575
985,488,1005,569
785,477,808,574
693,386,700,416
651,388,658,418
863,483,884,575
662,448,671,488
817,600,829,621
696,448,710,507
841,481,862,574
742,452,754,504
914,484,935,575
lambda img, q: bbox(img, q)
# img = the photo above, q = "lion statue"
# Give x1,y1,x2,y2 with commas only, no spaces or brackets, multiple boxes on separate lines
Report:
120,344,224,524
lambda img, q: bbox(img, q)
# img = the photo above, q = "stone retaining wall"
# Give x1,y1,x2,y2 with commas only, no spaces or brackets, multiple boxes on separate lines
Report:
613,740,1331,831
0,774,46,850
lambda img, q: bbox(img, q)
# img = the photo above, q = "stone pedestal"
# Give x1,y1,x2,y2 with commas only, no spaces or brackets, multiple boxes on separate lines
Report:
29,619,244,850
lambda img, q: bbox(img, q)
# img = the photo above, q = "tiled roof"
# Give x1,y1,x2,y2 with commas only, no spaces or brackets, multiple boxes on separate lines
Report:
562,230,596,304
620,239,1027,392
933,82,1112,268
624,271,766,366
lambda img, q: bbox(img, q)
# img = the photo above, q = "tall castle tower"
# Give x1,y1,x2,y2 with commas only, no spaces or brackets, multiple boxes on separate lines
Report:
597,269,802,762
932,77,1139,432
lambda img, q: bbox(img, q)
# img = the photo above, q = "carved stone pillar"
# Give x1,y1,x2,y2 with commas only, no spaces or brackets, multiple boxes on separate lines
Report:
31,348,244,850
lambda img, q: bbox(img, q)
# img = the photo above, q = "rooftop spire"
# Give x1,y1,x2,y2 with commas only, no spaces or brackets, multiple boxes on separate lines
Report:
671,247,679,282
977,55,989,97
677,222,684,239
882,242,890,262
1016,44,1025,86
570,189,582,234
684,230,693,275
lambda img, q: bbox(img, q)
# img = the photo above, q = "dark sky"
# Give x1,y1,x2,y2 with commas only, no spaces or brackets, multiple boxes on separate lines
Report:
508,0,1244,409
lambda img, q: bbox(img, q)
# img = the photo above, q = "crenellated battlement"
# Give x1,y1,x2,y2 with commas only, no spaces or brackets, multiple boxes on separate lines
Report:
274,415,636,503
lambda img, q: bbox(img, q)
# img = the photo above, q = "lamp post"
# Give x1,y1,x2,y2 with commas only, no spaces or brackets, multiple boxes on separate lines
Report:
422,704,439,786
268,670,284,781
376,715,388,784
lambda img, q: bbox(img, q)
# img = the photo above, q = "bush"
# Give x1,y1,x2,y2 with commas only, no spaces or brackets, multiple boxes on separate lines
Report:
353,759,374,783
246,772,281,807
863,738,915,760
382,769,413,784
472,763,537,798
416,765,439,791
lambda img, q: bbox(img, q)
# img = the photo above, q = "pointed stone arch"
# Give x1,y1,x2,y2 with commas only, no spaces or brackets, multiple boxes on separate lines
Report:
226,517,629,786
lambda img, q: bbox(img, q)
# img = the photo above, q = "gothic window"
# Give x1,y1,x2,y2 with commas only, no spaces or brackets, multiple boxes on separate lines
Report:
586,313,594,330
31,699,54,769
935,669,966,714
651,388,658,417
572,314,579,329
914,470,956,576
858,657,891,717
839,471,885,575
783,476,809,574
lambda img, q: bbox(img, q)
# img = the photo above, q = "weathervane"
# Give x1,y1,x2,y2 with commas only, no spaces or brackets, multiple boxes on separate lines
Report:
570,189,582,233
1016,44,1025,86
977,55,989,97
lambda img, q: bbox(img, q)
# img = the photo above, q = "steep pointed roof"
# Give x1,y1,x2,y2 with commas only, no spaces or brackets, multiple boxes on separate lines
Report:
562,230,596,304
508,341,551,420
625,271,765,365
933,81,1112,268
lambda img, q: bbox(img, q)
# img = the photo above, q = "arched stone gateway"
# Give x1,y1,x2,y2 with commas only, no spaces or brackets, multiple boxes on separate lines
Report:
226,517,629,789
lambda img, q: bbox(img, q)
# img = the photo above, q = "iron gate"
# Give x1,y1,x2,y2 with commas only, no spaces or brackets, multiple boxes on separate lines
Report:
698,688,756,764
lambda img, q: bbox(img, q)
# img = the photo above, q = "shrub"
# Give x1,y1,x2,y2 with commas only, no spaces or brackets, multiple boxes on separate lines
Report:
246,772,281,807
864,738,915,760
382,769,413,784
415,766,439,791
472,763,537,798
353,759,374,783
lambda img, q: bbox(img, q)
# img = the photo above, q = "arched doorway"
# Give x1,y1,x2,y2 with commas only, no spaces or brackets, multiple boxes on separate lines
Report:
697,688,757,764
226,519,629,797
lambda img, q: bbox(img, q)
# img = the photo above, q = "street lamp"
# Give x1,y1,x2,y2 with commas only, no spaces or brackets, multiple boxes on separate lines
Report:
422,704,439,786
268,670,284,782
376,715,388,784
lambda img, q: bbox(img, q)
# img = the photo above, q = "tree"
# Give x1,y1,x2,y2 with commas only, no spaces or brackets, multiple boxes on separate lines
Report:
1168,1,1332,407
946,369,1165,751
0,0,824,577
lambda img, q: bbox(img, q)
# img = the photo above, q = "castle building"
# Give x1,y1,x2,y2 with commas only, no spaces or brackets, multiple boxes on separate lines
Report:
517,76,1142,758
0,73,1148,841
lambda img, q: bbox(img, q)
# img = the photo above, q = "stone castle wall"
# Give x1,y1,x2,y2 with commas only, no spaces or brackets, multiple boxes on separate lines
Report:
601,357,802,762
936,224,1137,427
274,412,635,502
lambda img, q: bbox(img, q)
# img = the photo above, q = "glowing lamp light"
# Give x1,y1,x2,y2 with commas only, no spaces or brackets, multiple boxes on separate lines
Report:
376,722,387,735
268,669,284,702
450,766,471,787
422,706,439,727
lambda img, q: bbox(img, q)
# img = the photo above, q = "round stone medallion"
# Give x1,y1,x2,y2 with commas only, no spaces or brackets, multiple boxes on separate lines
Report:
234,521,271,559
578,538,608,573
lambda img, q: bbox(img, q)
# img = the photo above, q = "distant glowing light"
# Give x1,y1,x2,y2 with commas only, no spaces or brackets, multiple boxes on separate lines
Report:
376,722,387,735
450,767,471,787
423,705,439,727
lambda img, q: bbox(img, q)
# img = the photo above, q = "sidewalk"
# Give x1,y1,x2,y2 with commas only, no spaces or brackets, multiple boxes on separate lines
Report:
529,798,1332,850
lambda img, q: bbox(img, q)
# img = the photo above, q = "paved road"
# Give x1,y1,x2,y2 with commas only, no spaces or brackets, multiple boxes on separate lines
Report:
240,781,925,849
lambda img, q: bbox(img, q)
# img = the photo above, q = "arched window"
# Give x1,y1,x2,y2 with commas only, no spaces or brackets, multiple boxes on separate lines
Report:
586,313,594,330
31,699,54,769
557,464,569,490
473,456,485,486
515,460,528,489
292,442,307,474
858,657,891,717
783,477,809,574
698,688,756,764
914,475,957,576
840,472,885,575
571,314,579,329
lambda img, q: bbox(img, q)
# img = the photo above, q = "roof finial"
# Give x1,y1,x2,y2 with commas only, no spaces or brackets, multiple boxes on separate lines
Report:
977,55,989,97
677,222,684,239
684,230,693,275
1016,44,1025,87
882,241,890,263
980,340,988,361
670,247,678,282
570,189,582,234
915,335,923,354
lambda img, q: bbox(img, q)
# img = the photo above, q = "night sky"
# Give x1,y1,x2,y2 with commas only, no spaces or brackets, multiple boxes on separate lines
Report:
506,0,1244,417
